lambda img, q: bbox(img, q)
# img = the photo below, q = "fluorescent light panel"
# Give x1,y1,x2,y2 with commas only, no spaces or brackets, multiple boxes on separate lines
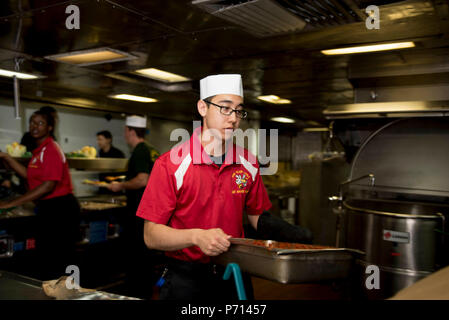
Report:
322,101,449,119
257,95,291,104
321,41,415,55
271,117,295,123
303,127,329,132
45,48,137,66
59,98,96,106
0,68,40,80
324,101,430,115
109,94,158,103
134,68,191,83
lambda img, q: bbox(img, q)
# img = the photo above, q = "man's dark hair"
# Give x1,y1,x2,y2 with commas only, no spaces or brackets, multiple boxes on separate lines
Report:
127,126,146,138
203,95,216,106
197,95,217,125
97,130,112,140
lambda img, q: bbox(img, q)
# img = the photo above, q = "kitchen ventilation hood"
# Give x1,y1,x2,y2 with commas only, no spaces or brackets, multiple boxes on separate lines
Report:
323,100,449,119
192,0,307,37
192,0,394,37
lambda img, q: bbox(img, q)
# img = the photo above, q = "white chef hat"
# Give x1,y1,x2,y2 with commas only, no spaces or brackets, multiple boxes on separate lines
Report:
126,115,147,128
200,74,243,100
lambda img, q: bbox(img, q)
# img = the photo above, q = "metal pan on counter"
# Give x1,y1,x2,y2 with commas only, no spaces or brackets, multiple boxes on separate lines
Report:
78,195,127,211
0,271,139,300
79,201,125,211
0,271,52,300
212,238,364,284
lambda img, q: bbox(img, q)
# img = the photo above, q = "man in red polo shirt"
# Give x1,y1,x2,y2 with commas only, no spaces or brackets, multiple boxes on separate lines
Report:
137,74,272,299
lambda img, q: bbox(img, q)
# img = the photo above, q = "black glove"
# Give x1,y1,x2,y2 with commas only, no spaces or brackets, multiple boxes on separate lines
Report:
256,211,313,244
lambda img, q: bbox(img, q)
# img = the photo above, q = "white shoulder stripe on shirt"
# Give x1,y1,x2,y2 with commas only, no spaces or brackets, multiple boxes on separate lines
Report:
239,155,258,181
53,141,66,163
40,147,46,163
39,143,66,164
174,153,192,191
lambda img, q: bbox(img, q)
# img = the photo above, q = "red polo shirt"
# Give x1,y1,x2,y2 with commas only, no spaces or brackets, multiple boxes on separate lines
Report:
27,136,73,200
137,127,272,263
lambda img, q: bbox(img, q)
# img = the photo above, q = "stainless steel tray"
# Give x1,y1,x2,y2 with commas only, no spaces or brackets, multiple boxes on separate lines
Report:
78,195,127,212
0,271,52,300
79,201,126,211
0,271,140,300
212,238,363,284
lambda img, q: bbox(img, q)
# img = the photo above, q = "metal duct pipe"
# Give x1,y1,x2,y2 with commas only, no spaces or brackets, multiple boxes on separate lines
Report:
13,76,21,119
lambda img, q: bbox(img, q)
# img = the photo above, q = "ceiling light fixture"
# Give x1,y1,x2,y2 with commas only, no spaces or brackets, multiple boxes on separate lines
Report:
270,117,295,123
257,95,291,104
321,41,415,55
323,101,449,119
303,127,329,132
59,98,96,107
108,94,158,103
133,68,191,83
0,68,41,80
45,48,138,66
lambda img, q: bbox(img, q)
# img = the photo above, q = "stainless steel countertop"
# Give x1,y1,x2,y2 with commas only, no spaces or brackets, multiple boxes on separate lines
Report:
0,271,51,300
0,271,140,300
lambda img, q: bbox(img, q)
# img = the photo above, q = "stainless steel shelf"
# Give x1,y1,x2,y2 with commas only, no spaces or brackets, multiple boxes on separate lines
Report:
67,158,128,171
6,157,128,172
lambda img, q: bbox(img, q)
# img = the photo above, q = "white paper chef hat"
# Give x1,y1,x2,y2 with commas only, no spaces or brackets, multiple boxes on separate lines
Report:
126,115,147,128
200,74,243,100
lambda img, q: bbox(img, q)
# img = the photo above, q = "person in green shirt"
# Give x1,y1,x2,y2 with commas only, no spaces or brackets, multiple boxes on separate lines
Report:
107,115,159,299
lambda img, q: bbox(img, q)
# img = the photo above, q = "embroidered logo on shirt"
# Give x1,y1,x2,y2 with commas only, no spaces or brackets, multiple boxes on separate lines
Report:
29,157,39,168
232,170,249,194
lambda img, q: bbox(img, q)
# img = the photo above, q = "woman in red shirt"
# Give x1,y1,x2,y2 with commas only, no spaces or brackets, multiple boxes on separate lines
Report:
0,109,80,280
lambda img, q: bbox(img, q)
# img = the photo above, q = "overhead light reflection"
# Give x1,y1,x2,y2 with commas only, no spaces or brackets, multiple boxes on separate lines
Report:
258,95,291,104
0,69,40,80
271,117,295,123
321,42,415,55
108,94,158,103
134,68,191,83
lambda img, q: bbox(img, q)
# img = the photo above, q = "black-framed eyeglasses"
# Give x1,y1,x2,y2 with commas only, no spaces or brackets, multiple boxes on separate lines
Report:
29,120,47,127
204,100,248,119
